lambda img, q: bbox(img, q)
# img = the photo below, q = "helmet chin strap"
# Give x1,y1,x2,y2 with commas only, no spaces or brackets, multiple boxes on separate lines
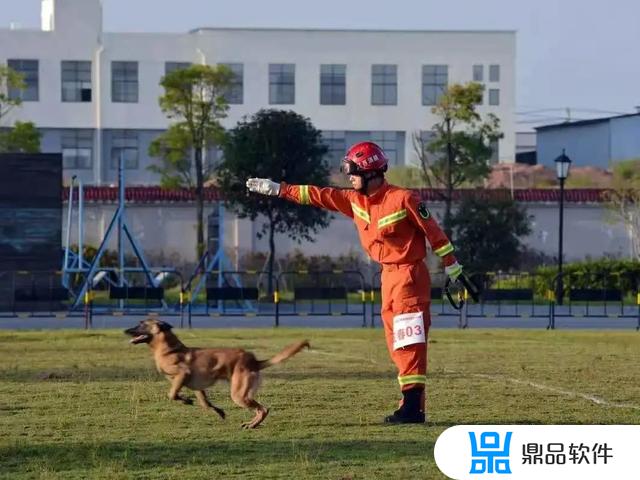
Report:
357,171,384,195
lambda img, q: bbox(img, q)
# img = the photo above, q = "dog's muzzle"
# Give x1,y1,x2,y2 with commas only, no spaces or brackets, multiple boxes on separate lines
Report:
124,327,151,344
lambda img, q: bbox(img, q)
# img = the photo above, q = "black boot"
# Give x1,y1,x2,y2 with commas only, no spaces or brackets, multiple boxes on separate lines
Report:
384,388,426,424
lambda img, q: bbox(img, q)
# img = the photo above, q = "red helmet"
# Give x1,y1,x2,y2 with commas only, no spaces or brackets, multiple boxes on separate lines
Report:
341,142,388,175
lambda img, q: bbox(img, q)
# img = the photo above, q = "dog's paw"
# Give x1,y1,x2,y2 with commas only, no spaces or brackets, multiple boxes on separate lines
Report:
214,407,226,420
182,398,194,406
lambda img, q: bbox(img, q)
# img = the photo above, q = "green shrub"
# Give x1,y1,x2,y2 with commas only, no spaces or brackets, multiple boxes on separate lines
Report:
534,259,640,296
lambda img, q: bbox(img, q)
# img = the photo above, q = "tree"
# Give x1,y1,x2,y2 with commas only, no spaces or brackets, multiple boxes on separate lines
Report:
449,193,532,273
385,165,426,188
148,124,193,188
0,64,24,121
604,159,640,260
0,121,41,153
216,109,331,290
0,66,41,153
149,64,232,258
413,82,502,237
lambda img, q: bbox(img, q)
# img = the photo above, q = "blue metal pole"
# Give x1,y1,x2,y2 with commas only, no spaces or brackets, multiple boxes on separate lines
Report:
78,178,84,268
217,202,223,302
118,152,125,309
71,204,122,308
63,176,75,277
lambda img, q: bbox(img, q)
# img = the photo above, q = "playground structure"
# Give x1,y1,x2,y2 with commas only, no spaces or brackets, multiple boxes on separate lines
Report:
62,154,176,311
60,153,235,323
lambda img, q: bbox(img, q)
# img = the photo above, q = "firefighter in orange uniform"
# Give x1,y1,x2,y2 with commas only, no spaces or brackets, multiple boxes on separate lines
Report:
246,141,463,424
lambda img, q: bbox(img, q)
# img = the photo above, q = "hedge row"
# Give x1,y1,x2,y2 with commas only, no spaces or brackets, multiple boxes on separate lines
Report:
477,259,640,297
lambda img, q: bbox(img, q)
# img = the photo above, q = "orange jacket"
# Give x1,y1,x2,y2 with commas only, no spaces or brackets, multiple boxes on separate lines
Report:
279,181,459,272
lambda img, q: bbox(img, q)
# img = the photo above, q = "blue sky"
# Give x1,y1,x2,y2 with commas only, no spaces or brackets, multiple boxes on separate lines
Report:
2,0,638,127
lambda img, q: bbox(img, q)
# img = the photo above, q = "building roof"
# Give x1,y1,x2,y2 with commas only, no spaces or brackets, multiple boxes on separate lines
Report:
63,186,607,204
190,27,516,35
535,112,640,131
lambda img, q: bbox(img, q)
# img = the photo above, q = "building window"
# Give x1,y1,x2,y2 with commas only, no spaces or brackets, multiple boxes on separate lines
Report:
490,139,499,164
62,130,93,169
422,65,447,106
489,89,500,106
489,64,500,82
473,64,484,82
371,64,397,106
269,64,295,104
112,61,138,103
7,59,39,101
61,61,92,102
110,130,139,170
371,131,400,166
165,62,190,75
320,64,346,105
321,131,346,169
220,63,243,104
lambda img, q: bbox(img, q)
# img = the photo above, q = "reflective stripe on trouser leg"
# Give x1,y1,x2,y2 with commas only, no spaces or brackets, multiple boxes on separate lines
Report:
393,340,427,391
398,374,427,386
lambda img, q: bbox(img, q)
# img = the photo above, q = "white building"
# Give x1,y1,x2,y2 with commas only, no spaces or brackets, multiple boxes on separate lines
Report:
1,0,516,187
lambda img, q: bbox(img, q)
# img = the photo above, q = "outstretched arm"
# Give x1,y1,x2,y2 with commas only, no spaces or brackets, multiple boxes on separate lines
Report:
246,178,354,218
404,192,462,280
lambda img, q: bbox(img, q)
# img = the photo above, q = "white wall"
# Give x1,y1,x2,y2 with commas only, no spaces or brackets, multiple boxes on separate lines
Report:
61,201,632,266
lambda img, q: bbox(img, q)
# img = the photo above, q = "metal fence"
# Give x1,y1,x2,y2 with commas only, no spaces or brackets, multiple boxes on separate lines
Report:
2,268,639,330
0,270,87,325
82,269,185,327
275,270,367,327
185,270,277,326
548,272,640,330
460,272,553,328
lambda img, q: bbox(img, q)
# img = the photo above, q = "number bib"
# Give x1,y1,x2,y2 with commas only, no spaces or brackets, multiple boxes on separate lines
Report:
392,311,426,350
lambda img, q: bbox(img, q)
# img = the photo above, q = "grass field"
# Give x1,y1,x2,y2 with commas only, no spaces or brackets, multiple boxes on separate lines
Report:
1,327,639,479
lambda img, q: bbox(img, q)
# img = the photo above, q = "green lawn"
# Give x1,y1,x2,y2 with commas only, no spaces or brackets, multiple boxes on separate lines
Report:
1,328,639,479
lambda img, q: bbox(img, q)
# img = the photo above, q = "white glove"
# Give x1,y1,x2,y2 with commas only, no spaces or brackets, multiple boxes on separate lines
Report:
245,178,281,196
445,262,463,282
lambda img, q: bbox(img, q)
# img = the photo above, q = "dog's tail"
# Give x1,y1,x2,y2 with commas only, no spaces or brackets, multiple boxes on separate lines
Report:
258,340,310,370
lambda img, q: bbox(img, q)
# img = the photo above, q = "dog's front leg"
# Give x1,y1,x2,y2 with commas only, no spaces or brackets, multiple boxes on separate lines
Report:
195,390,226,419
168,372,193,405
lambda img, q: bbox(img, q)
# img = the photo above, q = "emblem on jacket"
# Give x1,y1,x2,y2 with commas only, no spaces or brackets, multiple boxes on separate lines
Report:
418,202,431,220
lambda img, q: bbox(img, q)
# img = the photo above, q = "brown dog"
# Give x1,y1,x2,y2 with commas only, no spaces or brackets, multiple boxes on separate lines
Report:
124,318,309,429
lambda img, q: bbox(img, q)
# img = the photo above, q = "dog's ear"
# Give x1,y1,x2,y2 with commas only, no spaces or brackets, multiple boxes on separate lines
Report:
158,321,173,332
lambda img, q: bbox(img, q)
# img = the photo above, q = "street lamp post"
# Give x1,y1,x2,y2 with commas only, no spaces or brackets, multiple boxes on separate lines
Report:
555,150,572,305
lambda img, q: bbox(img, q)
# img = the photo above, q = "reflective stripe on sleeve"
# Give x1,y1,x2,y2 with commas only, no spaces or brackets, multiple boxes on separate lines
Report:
434,242,454,257
299,185,310,205
445,262,462,279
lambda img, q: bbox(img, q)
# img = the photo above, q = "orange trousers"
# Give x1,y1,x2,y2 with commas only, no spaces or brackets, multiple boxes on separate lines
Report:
380,261,430,411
